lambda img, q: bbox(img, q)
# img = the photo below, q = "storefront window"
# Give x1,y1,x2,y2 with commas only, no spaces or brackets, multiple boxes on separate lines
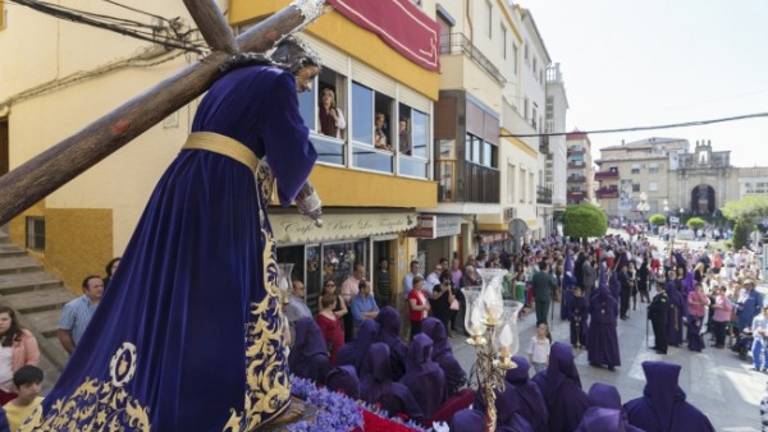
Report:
305,245,322,313
322,240,369,288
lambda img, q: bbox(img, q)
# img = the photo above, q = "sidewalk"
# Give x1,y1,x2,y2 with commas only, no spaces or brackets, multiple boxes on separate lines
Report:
448,297,762,432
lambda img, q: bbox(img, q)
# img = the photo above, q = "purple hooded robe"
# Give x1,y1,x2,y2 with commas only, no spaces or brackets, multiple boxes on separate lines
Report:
326,365,360,400
624,361,715,432
505,356,548,432
665,281,685,347
288,317,331,384
359,342,423,421
399,333,446,419
422,317,467,396
587,275,621,368
532,342,590,432
375,306,408,380
336,319,379,371
576,383,644,432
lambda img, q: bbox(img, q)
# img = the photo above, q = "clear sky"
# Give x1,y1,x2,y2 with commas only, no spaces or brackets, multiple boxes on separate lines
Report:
526,0,768,167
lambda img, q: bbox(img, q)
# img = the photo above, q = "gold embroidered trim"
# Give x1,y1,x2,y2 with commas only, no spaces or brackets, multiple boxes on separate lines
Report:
20,342,150,432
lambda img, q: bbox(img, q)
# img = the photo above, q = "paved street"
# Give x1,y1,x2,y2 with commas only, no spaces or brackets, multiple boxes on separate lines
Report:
450,295,762,431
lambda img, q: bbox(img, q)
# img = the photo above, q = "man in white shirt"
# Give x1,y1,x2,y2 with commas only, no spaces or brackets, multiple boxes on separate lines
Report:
403,260,421,298
424,263,443,296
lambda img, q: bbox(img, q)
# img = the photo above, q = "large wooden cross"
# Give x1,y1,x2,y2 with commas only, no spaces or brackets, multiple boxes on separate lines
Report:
0,0,329,226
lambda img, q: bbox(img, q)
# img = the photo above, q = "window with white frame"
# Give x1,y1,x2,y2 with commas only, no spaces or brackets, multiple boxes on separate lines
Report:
399,103,430,178
524,41,529,62
501,24,507,59
485,0,492,39
531,107,538,129
649,182,658,192
350,82,393,173
631,164,641,174
648,163,659,174
298,67,348,166
519,168,526,203
512,43,519,74
529,172,534,203
633,183,640,192
507,163,515,203
524,98,529,121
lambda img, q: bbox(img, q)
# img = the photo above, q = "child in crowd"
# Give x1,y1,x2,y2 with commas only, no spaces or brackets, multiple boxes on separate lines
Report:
4,365,43,432
528,322,552,374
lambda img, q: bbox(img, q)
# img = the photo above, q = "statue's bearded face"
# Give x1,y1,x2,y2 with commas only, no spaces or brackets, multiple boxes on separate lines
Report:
295,65,320,93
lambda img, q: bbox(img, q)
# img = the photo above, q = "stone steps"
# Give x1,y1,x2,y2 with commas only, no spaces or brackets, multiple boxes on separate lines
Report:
2,289,74,315
0,272,63,295
23,309,63,339
0,256,43,275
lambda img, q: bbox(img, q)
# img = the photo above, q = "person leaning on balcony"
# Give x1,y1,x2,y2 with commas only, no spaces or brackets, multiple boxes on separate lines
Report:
399,117,411,154
374,112,393,151
319,87,346,139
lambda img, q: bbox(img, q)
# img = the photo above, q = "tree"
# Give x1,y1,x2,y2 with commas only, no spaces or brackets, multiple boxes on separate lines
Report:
564,203,608,240
686,217,706,231
733,219,754,250
649,214,667,226
722,196,768,223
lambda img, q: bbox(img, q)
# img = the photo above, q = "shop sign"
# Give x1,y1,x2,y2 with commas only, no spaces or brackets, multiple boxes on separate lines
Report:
272,212,418,244
408,215,461,239
478,232,508,244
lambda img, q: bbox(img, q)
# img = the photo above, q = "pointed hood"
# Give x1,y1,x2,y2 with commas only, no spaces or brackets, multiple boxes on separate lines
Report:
588,383,622,410
359,342,394,403
450,409,485,432
546,342,582,396
422,317,451,359
337,319,380,371
326,365,360,400
641,361,686,430
505,356,531,384
405,333,434,371
376,306,401,338
575,408,623,432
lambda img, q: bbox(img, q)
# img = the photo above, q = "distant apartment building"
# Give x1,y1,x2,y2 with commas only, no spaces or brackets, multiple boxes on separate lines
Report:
565,131,594,204
544,63,568,213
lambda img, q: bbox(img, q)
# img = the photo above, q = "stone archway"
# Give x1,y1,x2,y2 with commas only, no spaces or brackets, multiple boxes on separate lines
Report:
690,184,716,215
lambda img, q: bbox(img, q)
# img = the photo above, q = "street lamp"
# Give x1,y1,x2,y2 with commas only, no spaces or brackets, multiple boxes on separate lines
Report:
663,199,670,240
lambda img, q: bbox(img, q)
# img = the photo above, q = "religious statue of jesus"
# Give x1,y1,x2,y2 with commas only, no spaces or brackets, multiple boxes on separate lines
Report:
22,37,323,432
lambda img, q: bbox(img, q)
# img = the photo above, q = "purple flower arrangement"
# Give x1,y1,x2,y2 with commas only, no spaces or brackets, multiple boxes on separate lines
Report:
287,375,433,432
287,376,363,432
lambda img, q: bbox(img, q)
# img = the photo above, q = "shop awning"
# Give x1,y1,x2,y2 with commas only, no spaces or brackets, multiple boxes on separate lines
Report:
270,212,418,244
477,231,508,244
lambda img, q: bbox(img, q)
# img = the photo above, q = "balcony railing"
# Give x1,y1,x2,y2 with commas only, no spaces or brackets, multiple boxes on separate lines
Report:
537,186,553,204
595,170,619,181
439,160,500,204
567,161,585,169
567,190,586,204
440,32,506,85
596,187,619,199
567,175,586,183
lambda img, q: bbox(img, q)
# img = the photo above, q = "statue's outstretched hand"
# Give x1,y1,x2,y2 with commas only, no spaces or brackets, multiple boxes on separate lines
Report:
296,181,323,227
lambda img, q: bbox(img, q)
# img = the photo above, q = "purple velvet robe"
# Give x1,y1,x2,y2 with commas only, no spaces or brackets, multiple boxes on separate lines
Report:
326,365,360,400
288,317,331,384
375,306,408,380
505,356,548,432
532,342,590,432
34,66,318,430
359,342,423,421
422,317,467,396
665,282,685,347
579,383,644,431
399,333,446,419
587,283,621,368
335,319,379,372
624,361,715,432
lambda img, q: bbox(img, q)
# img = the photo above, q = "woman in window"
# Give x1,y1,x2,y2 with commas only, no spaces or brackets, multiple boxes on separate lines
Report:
319,88,346,139
374,113,392,151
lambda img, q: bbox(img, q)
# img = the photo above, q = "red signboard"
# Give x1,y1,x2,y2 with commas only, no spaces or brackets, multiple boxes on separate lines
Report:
328,0,440,71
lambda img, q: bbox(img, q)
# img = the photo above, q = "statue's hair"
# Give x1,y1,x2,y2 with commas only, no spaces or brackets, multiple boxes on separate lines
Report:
219,35,322,75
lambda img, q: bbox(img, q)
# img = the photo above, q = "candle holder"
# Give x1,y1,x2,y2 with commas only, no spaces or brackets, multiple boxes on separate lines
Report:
465,268,523,431
277,262,295,305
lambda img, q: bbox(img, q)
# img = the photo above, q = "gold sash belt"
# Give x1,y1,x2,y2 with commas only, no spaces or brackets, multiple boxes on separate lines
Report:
182,131,260,172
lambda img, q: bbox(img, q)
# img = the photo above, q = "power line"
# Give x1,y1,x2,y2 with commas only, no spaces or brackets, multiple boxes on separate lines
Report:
501,112,768,138
10,0,205,53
